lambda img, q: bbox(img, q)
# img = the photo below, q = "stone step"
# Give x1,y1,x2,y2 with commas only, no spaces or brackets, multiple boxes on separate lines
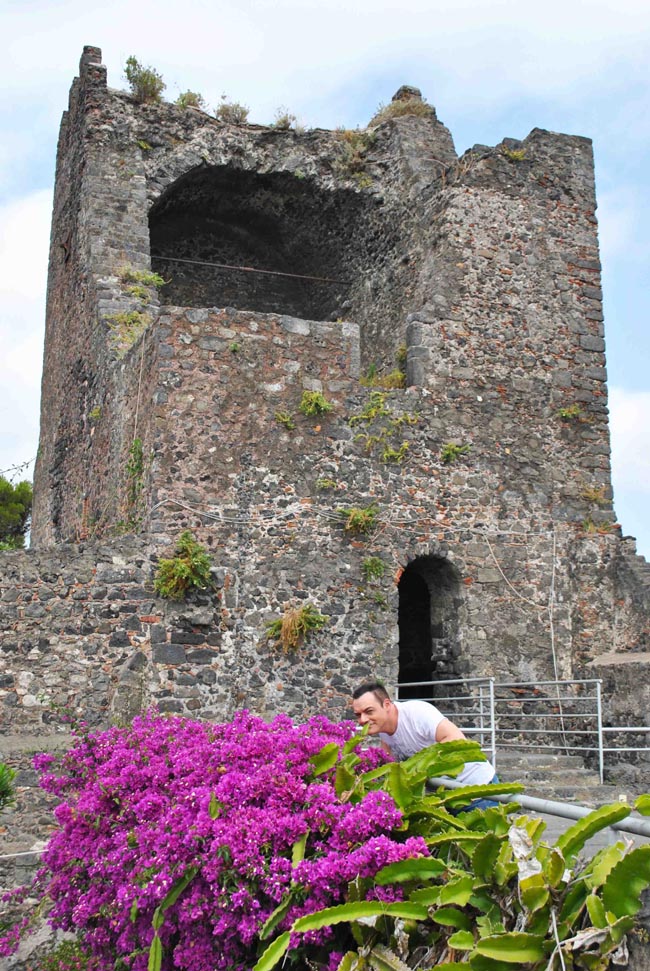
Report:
495,751,588,770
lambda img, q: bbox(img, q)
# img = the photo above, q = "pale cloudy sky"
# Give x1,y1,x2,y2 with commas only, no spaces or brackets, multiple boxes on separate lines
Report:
0,0,648,557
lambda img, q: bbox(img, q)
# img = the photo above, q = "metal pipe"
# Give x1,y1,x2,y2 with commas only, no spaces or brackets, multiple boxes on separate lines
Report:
596,680,604,785
427,777,650,838
489,678,496,770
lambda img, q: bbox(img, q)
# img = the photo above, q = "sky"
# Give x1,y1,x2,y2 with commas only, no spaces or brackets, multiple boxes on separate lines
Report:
0,0,648,557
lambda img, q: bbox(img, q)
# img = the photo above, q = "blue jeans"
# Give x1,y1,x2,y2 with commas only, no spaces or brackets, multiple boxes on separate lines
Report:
452,774,500,814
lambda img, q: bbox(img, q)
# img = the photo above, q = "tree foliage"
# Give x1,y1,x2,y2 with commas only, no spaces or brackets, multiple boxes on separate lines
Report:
0,476,32,549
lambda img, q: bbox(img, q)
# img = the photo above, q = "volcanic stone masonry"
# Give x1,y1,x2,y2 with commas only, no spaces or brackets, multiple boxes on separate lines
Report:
2,46,650,753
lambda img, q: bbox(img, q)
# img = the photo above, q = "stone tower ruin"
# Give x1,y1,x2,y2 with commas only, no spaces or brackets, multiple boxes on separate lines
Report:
2,46,649,738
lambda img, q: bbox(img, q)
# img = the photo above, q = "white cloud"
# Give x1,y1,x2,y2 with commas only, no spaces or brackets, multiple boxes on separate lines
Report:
0,189,50,478
608,387,650,558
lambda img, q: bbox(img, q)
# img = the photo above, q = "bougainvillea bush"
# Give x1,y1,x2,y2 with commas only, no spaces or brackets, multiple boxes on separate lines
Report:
3,711,650,971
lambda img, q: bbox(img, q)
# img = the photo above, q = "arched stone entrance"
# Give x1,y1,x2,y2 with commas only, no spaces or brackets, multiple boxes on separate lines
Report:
398,556,463,699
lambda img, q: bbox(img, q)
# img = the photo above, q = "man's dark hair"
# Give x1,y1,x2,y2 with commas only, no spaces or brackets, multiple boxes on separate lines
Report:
352,682,391,703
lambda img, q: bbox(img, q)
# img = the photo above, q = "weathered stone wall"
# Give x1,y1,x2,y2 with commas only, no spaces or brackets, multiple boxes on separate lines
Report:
16,46,650,744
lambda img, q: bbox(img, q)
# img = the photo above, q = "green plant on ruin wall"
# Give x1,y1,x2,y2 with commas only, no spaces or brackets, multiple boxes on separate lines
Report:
298,390,333,417
106,311,151,357
265,602,328,653
362,556,386,582
275,411,295,431
88,406,102,421
137,139,153,152
338,504,379,535
125,437,145,526
581,484,609,506
369,96,434,126
333,128,375,184
119,266,166,291
581,516,616,536
501,144,527,161
440,442,472,464
215,95,249,125
272,107,300,131
557,403,587,422
175,90,207,110
316,477,337,491
124,55,165,104
153,531,213,600
349,391,418,465
360,367,406,390
229,342,240,353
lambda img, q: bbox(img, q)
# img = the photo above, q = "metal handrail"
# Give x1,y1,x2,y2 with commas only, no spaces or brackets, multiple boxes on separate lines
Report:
397,675,650,784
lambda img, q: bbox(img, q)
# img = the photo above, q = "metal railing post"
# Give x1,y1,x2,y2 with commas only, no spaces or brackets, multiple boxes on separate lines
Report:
478,684,486,750
489,678,496,770
596,680,604,784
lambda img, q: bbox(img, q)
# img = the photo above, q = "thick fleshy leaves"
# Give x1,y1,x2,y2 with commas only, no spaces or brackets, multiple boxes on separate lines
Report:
447,929,475,950
374,857,446,884
310,742,341,776
291,901,429,933
432,906,473,930
555,804,631,860
602,845,650,917
635,794,650,816
472,832,503,882
252,931,291,971
473,932,546,963
583,843,627,890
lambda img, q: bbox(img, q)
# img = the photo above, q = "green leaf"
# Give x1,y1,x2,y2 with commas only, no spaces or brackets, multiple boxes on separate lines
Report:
335,762,358,799
543,847,566,888
472,832,502,882
432,906,473,930
209,793,222,819
130,899,138,923
586,894,608,929
368,944,412,971
469,956,519,971
374,857,445,885
259,892,295,941
440,874,476,906
583,843,627,890
439,782,524,807
474,932,546,963
447,929,475,950
310,741,340,776
335,952,361,971
555,804,631,860
602,845,650,917
343,727,367,756
385,762,413,810
152,907,163,931
406,739,486,778
252,930,291,971
292,901,428,934
360,764,393,785
519,873,550,913
426,832,485,848
292,832,308,869
148,935,162,971
634,794,650,816
158,864,199,913
409,885,442,905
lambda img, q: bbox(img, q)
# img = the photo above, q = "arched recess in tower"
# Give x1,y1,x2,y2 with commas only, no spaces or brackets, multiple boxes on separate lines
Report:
148,165,374,321
398,556,463,699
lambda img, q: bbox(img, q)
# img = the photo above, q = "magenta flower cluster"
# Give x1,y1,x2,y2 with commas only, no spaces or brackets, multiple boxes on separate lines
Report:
10,712,428,971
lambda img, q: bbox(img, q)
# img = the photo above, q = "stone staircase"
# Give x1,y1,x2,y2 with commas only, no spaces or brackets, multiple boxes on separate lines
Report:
495,749,644,807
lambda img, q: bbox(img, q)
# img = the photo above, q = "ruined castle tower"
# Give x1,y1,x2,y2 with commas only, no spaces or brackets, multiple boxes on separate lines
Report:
2,46,649,735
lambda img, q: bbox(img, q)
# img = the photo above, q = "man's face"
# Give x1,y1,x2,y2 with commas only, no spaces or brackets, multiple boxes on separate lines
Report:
352,691,393,734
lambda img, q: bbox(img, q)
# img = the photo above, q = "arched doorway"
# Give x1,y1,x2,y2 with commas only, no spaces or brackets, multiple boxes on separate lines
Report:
398,556,463,699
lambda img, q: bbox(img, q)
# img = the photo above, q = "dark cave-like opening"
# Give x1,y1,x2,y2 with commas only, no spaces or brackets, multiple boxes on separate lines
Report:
149,166,374,321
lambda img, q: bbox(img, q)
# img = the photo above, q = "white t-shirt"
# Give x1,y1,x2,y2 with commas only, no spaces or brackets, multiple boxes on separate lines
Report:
378,699,495,786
